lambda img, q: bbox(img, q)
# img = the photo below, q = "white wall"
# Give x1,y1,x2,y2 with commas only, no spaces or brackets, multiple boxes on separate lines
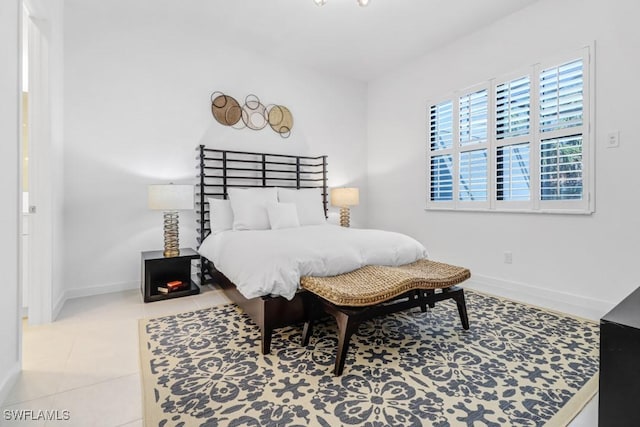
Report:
0,0,22,403
63,4,368,296
367,0,640,318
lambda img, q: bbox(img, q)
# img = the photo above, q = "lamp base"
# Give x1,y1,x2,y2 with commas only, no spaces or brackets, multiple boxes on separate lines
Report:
163,211,180,257
339,207,351,228
163,248,180,258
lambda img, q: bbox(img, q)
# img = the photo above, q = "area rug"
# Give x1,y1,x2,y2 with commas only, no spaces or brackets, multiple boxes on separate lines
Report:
139,291,599,426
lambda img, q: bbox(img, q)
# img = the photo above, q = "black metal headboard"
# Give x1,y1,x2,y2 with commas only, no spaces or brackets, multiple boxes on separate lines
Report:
196,145,328,249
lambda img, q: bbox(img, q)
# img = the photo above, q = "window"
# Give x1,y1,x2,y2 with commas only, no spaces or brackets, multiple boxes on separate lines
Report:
426,47,592,213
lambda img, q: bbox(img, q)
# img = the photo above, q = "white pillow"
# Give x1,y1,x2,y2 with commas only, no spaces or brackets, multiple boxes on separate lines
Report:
278,188,326,226
267,203,300,230
208,198,234,235
228,188,278,230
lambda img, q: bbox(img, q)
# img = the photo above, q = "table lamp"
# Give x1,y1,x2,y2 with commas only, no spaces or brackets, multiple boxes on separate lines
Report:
148,184,194,257
330,187,359,227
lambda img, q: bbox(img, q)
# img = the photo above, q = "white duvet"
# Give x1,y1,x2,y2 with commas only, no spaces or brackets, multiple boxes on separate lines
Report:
198,224,428,300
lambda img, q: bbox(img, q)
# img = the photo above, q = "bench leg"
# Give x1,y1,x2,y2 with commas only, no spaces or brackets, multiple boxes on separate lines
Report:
426,289,435,309
418,290,427,312
302,320,313,346
261,326,273,354
454,290,470,330
301,293,321,347
334,311,360,376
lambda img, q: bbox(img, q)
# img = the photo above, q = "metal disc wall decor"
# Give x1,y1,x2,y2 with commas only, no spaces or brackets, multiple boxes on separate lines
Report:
210,91,294,138
267,105,293,138
210,92,242,126
241,94,268,130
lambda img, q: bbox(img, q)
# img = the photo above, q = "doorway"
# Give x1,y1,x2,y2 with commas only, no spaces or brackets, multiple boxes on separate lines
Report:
21,5,30,319
21,2,53,325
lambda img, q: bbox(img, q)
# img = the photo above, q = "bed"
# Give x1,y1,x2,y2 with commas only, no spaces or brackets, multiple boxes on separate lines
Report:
196,145,427,353
196,145,329,353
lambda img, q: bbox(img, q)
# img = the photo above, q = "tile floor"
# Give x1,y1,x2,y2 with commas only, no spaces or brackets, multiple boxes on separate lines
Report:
2,286,598,426
1,286,229,427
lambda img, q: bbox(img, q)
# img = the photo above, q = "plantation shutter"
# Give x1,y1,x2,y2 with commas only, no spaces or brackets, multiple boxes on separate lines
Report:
429,101,454,202
459,89,489,203
540,59,583,133
539,59,585,202
496,76,530,139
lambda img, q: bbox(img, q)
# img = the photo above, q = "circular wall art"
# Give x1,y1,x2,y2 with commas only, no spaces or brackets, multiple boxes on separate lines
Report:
210,91,294,138
210,92,242,126
267,105,293,138
241,94,268,130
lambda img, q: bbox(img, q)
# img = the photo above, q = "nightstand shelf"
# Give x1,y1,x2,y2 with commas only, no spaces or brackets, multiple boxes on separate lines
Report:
141,248,200,303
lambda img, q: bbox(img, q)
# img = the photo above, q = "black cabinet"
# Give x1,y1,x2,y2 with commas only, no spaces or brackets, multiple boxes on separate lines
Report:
141,248,200,303
599,286,640,427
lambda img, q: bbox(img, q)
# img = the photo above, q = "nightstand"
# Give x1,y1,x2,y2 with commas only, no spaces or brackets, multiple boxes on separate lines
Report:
141,248,200,303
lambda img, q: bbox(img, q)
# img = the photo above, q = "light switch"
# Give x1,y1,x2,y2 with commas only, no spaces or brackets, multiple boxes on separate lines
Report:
607,131,620,148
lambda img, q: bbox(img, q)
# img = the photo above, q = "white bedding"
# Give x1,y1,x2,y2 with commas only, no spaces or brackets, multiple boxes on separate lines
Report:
198,224,428,300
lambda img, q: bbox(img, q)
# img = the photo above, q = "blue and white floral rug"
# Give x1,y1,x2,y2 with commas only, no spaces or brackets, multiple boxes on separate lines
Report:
139,291,599,426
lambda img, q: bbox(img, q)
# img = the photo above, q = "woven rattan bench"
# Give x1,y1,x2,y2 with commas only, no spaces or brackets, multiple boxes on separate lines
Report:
300,259,471,376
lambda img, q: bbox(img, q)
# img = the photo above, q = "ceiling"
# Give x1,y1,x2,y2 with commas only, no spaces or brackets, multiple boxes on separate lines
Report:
68,0,540,82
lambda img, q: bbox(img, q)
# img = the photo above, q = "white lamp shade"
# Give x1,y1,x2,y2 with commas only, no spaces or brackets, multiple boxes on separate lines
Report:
330,187,359,207
148,184,194,210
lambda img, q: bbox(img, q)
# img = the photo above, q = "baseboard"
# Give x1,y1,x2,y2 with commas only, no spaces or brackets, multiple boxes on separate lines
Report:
0,363,21,406
65,280,139,300
53,281,139,320
465,274,615,321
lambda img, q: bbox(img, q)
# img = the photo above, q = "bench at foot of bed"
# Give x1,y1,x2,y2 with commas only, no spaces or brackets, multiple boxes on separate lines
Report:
300,259,471,376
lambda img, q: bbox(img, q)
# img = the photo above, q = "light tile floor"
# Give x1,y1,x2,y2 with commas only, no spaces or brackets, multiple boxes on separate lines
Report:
2,286,598,426
2,286,229,427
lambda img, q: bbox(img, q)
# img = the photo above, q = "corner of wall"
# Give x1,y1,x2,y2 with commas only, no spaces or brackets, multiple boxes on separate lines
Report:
52,290,67,321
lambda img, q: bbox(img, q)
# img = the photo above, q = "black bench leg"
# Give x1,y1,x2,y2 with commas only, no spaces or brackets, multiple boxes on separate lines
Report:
302,320,313,346
261,326,273,354
426,289,435,309
334,311,360,376
454,290,470,330
302,293,320,346
418,290,427,312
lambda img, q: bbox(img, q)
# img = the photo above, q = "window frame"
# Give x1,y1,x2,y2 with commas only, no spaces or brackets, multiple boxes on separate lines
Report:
425,46,594,214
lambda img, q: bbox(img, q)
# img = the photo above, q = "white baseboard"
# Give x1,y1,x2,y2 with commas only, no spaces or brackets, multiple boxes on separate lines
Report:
50,275,614,322
465,274,615,321
65,280,138,300
0,363,21,406
52,281,139,321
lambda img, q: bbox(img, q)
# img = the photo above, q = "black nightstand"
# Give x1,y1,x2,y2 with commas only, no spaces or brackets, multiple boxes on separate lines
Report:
141,248,200,303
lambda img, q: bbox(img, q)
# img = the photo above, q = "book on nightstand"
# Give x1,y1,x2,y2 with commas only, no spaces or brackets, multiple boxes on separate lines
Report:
157,281,185,294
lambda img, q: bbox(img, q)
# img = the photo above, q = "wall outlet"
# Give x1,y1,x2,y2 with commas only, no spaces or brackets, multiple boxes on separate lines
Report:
504,251,513,264
607,131,620,148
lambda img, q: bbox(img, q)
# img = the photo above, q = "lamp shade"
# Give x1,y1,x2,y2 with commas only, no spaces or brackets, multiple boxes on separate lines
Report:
330,187,359,207
148,184,194,210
